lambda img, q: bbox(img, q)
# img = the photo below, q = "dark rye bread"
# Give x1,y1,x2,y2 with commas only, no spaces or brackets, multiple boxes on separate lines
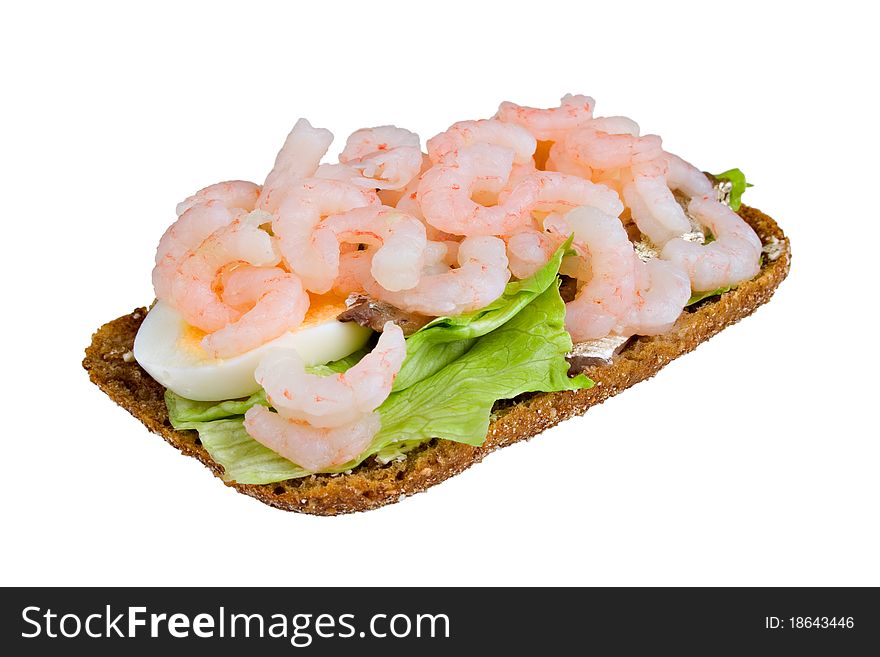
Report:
83,205,791,515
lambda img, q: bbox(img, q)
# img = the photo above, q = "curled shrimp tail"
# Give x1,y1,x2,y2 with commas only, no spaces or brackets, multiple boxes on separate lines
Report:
176,180,261,216
201,266,310,359
258,118,334,212
243,407,380,472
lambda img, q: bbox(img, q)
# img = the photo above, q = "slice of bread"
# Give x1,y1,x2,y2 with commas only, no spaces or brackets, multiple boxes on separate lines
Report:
83,205,790,515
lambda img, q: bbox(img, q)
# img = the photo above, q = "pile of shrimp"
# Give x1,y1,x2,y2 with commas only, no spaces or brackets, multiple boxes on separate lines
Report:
151,95,762,470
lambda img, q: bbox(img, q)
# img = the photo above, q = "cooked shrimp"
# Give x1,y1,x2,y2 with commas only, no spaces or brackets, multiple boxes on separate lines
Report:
622,173,691,245
243,408,381,472
258,118,334,212
495,94,596,141
427,119,536,166
518,171,625,221
166,212,280,333
338,126,423,190
273,178,380,293
315,205,427,292
665,152,714,199
355,236,511,316
506,229,557,279
152,200,238,301
418,146,535,237
551,206,637,342
201,265,310,359
176,180,261,216
331,248,372,297
313,162,361,182
617,259,691,336
560,122,662,171
660,194,761,291
253,321,406,428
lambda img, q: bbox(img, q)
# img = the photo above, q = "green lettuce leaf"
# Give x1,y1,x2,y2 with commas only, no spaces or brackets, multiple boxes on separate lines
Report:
375,282,591,446
393,238,571,390
686,285,732,306
166,389,268,428
712,168,752,212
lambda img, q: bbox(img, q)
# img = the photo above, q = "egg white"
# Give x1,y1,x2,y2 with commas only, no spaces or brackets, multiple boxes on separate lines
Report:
133,299,372,401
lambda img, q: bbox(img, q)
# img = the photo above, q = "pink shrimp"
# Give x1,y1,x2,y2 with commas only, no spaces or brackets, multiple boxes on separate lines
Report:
506,229,558,279
166,213,280,333
175,180,261,216
660,194,761,291
495,93,596,141
356,236,511,316
427,119,536,166
258,118,334,212
252,321,406,428
314,205,427,292
622,172,692,246
517,170,625,220
242,409,381,472
152,200,239,301
547,206,637,342
337,125,423,191
554,118,661,171
272,178,380,293
201,265,310,359
665,152,714,199
500,172,624,279
418,145,536,237
616,259,691,336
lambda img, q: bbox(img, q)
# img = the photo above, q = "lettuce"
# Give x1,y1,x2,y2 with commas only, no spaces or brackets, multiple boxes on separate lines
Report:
185,418,311,482
376,282,590,446
712,168,752,212
393,238,570,390
165,244,591,484
686,285,732,307
166,389,268,428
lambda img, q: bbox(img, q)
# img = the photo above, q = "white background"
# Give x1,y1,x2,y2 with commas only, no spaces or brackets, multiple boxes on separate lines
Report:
2,0,877,587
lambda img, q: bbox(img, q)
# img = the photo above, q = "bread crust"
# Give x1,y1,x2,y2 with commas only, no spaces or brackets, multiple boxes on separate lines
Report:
83,205,791,515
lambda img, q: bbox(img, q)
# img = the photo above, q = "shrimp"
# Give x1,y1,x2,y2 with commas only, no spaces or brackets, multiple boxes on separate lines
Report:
557,120,661,171
252,321,406,428
506,229,558,279
660,194,761,291
314,205,427,292
495,93,596,141
427,119,536,166
313,162,361,182
258,118,334,212
273,178,380,294
549,206,637,342
202,265,310,359
517,171,625,221
152,200,238,301
616,259,691,336
338,126,423,191
175,180,261,216
356,236,511,316
545,116,640,179
418,145,536,237
622,173,691,246
500,172,624,279
665,152,714,199
500,171,623,278
167,212,280,333
243,408,381,472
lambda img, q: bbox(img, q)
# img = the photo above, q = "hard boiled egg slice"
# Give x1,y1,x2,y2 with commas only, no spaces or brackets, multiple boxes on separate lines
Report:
133,295,372,401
